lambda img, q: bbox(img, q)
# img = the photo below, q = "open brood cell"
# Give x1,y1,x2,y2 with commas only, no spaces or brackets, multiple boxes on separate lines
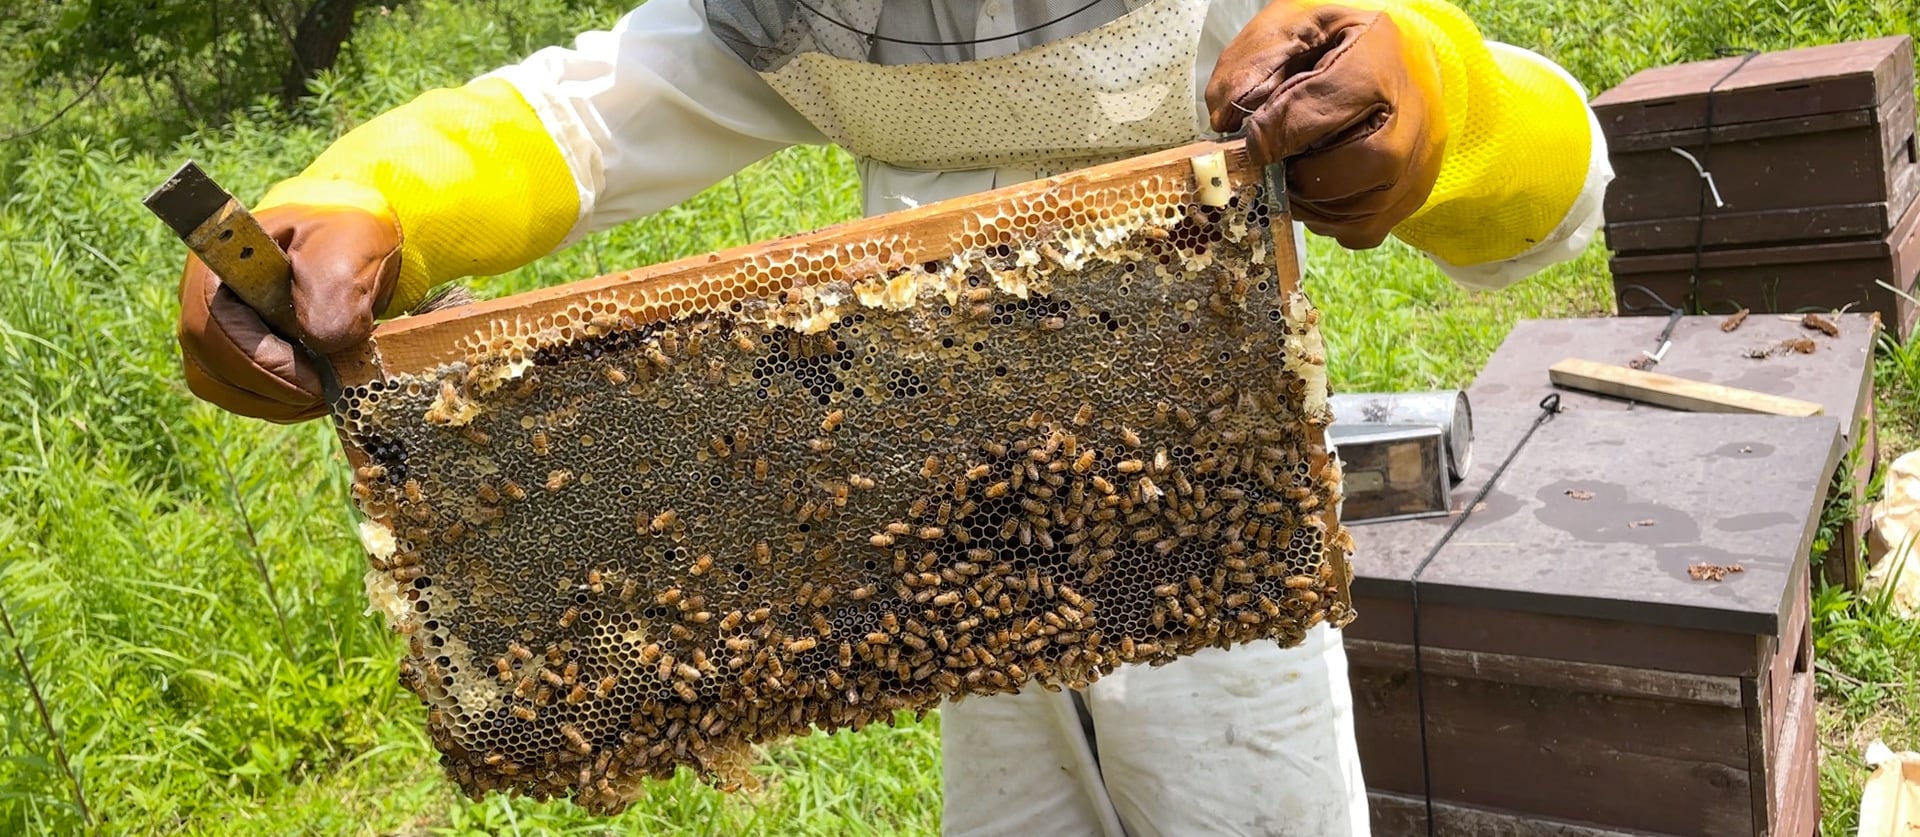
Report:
328,141,1352,814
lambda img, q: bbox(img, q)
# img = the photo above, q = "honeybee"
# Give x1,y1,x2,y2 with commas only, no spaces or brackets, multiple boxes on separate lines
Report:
561,723,590,754
650,509,679,533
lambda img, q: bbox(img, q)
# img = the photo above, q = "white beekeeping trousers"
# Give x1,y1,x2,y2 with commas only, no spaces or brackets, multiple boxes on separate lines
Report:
939,623,1370,837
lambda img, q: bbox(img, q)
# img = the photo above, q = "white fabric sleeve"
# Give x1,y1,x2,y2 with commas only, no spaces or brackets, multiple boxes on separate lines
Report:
1422,42,1615,292
481,0,834,249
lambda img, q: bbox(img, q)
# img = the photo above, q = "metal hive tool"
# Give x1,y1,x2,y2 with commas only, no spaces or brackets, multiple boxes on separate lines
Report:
326,138,1355,813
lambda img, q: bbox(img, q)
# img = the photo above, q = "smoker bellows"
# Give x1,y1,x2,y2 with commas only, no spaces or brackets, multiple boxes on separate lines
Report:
325,139,1354,813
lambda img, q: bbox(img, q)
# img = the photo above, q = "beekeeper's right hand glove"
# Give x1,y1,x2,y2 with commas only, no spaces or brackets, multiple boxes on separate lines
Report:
174,77,579,422
177,195,402,423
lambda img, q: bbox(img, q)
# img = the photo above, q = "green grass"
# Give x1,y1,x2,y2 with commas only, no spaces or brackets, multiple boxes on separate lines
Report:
1,1,1917,835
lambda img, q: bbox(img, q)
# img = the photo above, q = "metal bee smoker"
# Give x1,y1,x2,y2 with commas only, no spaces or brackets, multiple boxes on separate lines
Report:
1326,391,1473,523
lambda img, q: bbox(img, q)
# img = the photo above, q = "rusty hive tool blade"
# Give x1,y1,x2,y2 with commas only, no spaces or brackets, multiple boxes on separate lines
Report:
329,138,1352,813
143,160,343,406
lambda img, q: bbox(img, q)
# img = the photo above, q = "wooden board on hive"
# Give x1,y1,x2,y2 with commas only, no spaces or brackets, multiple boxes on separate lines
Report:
318,138,1357,813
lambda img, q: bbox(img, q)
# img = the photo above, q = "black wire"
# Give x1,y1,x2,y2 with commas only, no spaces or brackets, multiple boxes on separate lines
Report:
1616,283,1681,317
791,0,1107,47
1684,47,1760,314
1616,283,1685,363
1408,393,1563,836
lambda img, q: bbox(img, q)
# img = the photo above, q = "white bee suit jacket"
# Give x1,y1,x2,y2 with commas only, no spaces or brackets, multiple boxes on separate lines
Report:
479,1,1608,833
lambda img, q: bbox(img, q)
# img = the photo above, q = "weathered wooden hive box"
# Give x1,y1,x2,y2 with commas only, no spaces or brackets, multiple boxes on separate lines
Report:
325,139,1358,813
1345,313,1881,836
1591,36,1919,336
1607,197,1920,339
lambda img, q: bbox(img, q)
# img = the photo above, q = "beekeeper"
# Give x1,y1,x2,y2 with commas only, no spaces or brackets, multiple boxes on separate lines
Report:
174,1,1611,833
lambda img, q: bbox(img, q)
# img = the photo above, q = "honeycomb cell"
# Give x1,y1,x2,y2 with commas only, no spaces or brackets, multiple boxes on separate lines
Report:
335,164,1349,816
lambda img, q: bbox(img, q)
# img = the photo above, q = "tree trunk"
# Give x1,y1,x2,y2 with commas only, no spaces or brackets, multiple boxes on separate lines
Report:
279,0,364,105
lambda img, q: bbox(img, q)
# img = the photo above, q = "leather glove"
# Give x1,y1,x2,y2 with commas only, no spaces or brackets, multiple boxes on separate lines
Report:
177,201,401,423
1206,0,1449,249
175,77,579,423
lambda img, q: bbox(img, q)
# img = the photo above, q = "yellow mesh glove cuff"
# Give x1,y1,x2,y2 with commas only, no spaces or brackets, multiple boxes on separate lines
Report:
1304,0,1591,267
256,76,579,317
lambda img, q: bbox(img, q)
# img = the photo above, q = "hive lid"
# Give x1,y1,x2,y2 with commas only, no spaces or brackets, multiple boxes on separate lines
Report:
1406,410,1842,637
1351,310,1873,598
1590,35,1916,137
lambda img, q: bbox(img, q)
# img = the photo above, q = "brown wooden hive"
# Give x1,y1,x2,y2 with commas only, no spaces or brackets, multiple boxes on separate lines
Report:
322,138,1354,814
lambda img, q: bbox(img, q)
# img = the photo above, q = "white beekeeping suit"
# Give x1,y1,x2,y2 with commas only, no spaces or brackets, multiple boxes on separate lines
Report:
174,0,1611,832
469,2,1611,835
486,0,1610,291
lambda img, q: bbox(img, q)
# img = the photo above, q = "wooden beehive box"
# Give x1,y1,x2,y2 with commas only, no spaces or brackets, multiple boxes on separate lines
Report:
1607,193,1920,340
323,138,1358,812
1591,35,1918,254
1343,314,1879,836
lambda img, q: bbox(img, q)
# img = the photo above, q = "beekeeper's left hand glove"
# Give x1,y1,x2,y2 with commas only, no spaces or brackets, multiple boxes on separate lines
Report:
1205,0,1448,250
1209,0,1604,281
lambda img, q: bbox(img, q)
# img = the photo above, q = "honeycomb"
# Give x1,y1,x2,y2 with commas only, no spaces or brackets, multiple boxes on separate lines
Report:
330,143,1354,814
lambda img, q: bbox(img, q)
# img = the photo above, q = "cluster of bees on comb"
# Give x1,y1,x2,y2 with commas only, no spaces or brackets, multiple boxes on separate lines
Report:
334,153,1354,814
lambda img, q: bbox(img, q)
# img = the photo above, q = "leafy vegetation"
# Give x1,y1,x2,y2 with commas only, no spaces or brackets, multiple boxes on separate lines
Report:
1,0,1916,834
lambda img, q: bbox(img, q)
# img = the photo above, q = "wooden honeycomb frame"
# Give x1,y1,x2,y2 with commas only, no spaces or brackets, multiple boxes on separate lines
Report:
326,138,1354,812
